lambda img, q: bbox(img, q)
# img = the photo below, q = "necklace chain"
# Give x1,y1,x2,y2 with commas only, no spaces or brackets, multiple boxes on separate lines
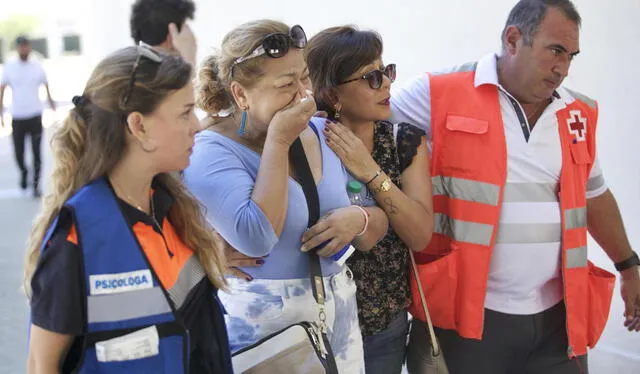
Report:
110,178,161,231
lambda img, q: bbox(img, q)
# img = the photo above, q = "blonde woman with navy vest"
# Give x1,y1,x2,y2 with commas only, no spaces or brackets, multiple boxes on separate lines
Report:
24,45,232,373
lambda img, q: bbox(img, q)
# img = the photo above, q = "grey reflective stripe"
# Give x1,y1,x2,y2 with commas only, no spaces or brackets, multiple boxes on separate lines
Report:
502,182,558,203
168,255,206,309
88,287,171,324
564,207,587,230
566,246,588,269
432,62,478,76
452,62,477,73
434,213,494,246
432,176,501,206
495,223,561,244
587,175,605,192
565,88,597,110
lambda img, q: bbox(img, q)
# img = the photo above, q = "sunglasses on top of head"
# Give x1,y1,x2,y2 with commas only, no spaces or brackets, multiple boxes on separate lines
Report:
338,64,397,89
231,25,307,74
122,41,164,106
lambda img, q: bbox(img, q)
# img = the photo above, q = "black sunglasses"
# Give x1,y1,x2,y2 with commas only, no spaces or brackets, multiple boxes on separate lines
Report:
339,64,397,89
232,25,307,69
122,41,164,106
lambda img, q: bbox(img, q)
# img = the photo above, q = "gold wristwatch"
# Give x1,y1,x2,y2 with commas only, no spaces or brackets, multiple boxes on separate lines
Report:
373,177,392,193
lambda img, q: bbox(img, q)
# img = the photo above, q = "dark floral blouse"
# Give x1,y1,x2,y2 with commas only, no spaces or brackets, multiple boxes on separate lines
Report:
346,120,426,336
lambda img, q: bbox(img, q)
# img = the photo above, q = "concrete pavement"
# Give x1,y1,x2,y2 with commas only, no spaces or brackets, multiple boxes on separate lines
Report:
0,121,54,374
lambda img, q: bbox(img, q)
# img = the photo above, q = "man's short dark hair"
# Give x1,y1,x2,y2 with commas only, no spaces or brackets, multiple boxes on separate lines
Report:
15,35,30,46
130,0,196,45
501,0,581,48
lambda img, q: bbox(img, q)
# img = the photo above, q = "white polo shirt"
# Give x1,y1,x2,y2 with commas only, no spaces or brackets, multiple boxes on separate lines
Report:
391,53,607,315
1,58,47,120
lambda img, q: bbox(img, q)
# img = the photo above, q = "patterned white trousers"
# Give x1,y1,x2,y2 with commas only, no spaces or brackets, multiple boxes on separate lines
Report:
220,266,365,374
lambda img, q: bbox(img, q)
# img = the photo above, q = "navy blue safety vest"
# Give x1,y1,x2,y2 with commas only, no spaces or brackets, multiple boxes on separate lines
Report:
37,178,196,373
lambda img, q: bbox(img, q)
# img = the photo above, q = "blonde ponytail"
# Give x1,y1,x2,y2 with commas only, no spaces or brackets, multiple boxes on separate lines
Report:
24,109,88,297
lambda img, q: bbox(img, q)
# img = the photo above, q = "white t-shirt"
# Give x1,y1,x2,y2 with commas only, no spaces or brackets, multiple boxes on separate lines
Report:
1,58,47,119
390,53,607,315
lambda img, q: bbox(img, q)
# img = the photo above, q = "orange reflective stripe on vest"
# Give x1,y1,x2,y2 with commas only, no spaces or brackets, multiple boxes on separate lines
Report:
409,67,616,358
133,220,206,310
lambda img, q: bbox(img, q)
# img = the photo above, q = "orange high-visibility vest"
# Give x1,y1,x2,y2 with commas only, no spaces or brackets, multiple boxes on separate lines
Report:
409,64,616,357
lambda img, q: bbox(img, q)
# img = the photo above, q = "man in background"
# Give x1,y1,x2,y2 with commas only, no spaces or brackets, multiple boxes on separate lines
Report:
1,36,56,198
130,0,198,66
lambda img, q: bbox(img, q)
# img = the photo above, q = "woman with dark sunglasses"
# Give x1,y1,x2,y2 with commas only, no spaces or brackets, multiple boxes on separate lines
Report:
306,26,435,374
184,20,389,373
24,45,232,373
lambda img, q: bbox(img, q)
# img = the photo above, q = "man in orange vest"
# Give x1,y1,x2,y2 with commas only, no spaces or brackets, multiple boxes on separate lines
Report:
391,0,640,373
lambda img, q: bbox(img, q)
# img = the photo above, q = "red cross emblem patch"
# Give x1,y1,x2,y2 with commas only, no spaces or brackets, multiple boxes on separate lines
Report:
567,110,587,142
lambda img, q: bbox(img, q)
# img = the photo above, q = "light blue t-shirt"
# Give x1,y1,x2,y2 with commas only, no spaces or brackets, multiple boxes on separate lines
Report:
184,118,350,279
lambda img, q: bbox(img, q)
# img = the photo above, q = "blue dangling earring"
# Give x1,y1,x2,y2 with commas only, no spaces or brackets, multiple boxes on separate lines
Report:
238,110,247,136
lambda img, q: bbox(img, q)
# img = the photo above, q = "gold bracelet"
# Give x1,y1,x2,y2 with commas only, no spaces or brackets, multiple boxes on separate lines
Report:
373,177,392,193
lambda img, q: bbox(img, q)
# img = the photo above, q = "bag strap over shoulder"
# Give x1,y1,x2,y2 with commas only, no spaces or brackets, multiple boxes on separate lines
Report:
289,136,326,310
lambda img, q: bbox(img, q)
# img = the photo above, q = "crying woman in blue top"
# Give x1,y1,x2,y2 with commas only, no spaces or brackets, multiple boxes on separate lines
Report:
184,20,389,374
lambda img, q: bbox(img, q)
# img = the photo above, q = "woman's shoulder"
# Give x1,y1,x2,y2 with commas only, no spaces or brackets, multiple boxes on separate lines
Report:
194,128,229,147
375,119,395,128
308,116,328,133
397,122,426,138
186,131,246,185
375,120,425,137
192,130,255,163
301,117,330,152
394,122,427,174
43,208,78,250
